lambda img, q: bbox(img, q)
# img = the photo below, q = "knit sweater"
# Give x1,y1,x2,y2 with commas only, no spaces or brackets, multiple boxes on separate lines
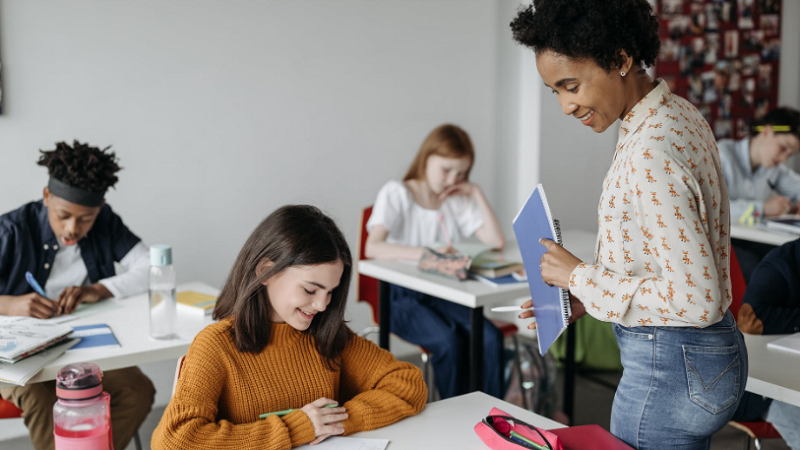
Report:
151,319,427,450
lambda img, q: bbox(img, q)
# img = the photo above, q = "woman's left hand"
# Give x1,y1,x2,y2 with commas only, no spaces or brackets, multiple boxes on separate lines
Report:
539,238,582,290
438,182,479,200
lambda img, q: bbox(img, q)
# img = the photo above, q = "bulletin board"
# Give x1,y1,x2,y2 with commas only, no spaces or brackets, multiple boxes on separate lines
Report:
654,0,781,140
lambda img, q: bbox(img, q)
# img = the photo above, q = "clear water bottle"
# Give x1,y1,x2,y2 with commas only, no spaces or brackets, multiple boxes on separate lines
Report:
149,245,177,340
53,363,112,450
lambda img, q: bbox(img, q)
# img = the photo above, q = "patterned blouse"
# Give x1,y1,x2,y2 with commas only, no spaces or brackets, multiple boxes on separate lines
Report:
569,80,731,328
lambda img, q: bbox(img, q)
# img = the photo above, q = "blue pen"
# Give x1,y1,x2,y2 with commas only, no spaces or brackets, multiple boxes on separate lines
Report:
25,271,50,299
508,434,537,449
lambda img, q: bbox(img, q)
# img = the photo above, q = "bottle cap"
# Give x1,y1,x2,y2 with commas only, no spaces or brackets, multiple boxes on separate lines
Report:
55,362,104,400
150,245,173,266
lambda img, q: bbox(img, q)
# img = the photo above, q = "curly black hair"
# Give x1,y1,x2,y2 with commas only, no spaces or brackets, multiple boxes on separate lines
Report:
510,0,661,72
37,140,122,193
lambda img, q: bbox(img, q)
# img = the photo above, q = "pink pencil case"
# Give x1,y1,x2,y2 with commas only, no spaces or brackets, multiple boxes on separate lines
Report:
474,407,563,450
417,247,470,281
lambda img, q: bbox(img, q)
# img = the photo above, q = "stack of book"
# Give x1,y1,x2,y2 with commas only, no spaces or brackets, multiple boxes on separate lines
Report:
0,316,77,386
469,257,526,287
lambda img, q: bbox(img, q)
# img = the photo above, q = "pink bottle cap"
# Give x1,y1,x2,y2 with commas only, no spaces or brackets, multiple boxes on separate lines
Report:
55,363,104,400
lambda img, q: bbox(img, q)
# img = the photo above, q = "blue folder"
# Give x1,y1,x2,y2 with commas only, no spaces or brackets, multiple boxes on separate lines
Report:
512,184,571,356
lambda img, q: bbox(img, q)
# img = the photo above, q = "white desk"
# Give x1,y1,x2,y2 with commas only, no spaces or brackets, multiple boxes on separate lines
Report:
0,282,218,389
357,230,598,394
744,333,800,408
731,224,797,247
355,391,564,449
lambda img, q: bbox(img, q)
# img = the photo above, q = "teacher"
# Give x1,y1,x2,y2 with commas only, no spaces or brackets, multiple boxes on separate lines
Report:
511,1,748,449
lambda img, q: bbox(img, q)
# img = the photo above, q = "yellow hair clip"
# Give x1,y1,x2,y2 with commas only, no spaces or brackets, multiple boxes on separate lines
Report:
753,125,793,132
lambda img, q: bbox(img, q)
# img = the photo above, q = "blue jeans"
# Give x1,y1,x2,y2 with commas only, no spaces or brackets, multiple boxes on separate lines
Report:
611,310,748,450
388,284,504,399
765,400,800,450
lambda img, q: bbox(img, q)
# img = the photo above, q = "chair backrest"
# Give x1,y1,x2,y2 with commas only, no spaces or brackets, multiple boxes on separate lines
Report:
357,206,380,325
728,246,746,324
0,399,23,419
171,355,186,398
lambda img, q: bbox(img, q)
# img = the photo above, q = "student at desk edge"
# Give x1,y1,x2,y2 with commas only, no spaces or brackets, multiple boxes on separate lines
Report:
0,140,155,450
511,1,747,449
151,205,426,450
718,107,800,282
364,124,507,400
732,237,800,450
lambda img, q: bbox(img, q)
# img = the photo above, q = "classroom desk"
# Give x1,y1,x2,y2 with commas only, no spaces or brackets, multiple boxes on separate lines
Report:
358,245,531,393
731,224,798,246
743,333,800,408
357,229,597,416
0,282,217,389
355,391,565,449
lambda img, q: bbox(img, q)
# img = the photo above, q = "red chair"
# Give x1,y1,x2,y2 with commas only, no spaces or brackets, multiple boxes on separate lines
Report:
357,206,525,405
727,247,782,450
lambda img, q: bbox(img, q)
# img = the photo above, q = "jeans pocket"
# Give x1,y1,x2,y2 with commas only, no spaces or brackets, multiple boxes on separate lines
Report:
683,344,740,414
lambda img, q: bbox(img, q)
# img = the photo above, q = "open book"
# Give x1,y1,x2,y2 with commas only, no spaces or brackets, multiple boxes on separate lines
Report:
0,316,74,363
512,184,571,356
0,339,78,386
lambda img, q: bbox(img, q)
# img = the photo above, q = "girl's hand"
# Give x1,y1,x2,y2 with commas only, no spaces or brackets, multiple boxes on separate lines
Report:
302,398,347,445
539,239,581,290
438,182,480,201
519,294,587,330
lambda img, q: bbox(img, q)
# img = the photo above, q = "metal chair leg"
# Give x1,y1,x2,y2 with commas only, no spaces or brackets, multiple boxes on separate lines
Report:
133,430,143,450
421,351,435,403
754,437,762,450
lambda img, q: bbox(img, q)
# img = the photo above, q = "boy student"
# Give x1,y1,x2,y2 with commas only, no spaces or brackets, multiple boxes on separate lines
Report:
719,107,800,281
733,237,800,449
0,141,155,450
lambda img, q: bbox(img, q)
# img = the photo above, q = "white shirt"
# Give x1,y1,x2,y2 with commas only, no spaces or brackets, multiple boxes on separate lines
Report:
718,137,800,223
367,180,484,248
569,80,731,328
44,241,150,299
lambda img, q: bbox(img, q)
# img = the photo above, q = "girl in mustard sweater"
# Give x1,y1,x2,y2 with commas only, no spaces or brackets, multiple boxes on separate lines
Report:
152,205,427,450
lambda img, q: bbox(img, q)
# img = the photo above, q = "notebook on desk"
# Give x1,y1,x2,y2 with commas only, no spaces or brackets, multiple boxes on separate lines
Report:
512,184,571,356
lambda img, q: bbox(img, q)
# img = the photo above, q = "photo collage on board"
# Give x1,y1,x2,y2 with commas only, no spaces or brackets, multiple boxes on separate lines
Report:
656,0,781,140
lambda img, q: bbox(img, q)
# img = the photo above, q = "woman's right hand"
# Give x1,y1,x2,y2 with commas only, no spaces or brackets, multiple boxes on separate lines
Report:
301,398,348,445
518,294,587,330
764,195,792,217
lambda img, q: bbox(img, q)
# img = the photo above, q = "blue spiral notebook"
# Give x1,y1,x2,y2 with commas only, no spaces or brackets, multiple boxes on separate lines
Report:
512,184,571,356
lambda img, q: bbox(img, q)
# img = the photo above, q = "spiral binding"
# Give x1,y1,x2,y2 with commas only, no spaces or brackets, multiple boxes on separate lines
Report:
535,186,572,328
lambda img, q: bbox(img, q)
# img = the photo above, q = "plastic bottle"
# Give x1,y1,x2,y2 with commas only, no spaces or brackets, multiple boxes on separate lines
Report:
53,362,113,450
149,245,177,340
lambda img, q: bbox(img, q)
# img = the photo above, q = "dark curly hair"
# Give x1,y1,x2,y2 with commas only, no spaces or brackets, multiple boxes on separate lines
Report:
510,0,661,72
37,140,121,193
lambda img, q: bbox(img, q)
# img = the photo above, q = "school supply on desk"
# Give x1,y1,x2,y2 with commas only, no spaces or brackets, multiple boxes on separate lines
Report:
512,184,571,356
512,270,528,282
549,425,634,450
474,274,527,287
0,339,78,386
259,403,337,419
766,333,800,355
25,271,50,299
67,324,120,351
475,407,562,450
470,257,526,279
765,215,800,235
45,300,123,324
176,290,217,316
417,247,471,281
0,316,73,363
491,305,526,312
294,436,389,450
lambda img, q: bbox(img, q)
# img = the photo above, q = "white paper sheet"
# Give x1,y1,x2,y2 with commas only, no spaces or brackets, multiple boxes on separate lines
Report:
294,437,389,450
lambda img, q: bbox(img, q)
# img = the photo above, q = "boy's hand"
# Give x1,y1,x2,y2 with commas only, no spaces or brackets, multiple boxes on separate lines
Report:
764,195,792,217
302,398,347,445
56,283,112,314
1,293,57,319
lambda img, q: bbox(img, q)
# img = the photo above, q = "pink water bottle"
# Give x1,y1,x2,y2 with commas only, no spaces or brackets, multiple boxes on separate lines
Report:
53,362,114,450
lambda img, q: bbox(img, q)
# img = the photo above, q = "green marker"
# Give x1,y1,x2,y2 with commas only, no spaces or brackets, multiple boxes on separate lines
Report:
259,403,338,419
509,431,548,450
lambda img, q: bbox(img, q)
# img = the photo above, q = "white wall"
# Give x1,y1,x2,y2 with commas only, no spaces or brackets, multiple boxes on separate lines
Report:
0,0,504,440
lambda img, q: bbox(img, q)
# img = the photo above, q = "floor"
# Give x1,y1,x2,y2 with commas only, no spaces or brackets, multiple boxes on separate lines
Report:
2,358,791,450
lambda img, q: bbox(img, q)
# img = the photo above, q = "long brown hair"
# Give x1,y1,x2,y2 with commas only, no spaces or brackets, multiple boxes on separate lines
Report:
403,124,475,181
213,205,352,367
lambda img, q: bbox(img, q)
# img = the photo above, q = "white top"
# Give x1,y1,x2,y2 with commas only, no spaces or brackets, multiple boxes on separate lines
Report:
44,241,150,299
367,180,483,247
718,137,800,223
570,80,731,328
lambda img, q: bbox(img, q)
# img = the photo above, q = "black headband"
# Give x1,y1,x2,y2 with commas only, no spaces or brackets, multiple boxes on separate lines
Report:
47,178,105,207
